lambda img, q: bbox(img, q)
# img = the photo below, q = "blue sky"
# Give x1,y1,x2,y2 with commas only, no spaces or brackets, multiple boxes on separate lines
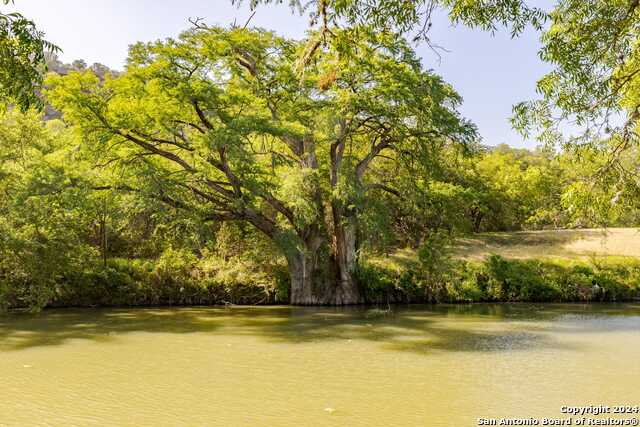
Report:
11,0,552,148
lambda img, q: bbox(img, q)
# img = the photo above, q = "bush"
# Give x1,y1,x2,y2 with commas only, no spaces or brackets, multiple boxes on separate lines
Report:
355,263,418,303
3,244,640,309
358,255,640,304
3,247,285,310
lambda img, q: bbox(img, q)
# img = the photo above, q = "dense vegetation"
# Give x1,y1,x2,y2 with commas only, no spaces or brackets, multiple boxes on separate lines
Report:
1,105,637,310
2,0,640,310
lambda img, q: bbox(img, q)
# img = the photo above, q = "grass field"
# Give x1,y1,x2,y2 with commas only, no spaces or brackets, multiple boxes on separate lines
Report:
363,228,640,304
374,228,640,271
454,228,640,261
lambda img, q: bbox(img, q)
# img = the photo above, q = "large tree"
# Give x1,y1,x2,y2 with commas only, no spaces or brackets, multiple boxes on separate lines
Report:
46,26,475,304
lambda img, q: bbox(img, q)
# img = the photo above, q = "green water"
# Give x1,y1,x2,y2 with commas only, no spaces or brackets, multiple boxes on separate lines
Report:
1,304,639,426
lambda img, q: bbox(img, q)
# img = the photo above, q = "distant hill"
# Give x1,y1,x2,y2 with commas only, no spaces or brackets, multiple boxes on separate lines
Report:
42,53,118,120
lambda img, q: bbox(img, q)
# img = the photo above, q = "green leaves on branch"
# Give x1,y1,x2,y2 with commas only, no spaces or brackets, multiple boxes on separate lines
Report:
234,0,546,39
45,24,474,250
0,0,60,110
513,0,640,148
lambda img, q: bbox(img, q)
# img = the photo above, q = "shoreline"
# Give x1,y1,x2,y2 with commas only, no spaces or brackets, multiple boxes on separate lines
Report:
5,300,640,314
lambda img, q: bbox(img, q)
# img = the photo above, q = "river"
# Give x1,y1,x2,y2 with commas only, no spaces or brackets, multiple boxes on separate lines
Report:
1,304,639,426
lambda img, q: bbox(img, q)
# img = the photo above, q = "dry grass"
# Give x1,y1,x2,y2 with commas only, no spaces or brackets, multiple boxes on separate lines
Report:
367,247,420,272
454,228,640,261
367,228,640,269
369,228,640,268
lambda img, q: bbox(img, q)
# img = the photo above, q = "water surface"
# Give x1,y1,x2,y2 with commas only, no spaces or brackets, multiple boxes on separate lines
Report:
1,304,639,426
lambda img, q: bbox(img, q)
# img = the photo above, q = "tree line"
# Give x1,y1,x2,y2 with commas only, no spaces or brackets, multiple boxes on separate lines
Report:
1,0,639,307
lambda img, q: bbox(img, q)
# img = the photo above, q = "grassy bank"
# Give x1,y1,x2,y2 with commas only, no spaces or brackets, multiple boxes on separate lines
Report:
3,229,640,310
361,255,640,304
0,251,287,311
362,228,640,304
454,228,640,260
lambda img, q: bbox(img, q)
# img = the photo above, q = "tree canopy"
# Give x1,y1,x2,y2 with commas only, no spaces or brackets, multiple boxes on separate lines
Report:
46,25,476,304
514,1,640,148
235,0,547,37
3,0,640,309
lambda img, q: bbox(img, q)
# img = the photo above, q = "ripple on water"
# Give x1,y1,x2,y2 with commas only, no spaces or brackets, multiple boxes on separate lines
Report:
0,304,639,426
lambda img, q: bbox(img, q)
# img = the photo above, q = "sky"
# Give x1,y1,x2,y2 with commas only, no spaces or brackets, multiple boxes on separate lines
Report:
10,0,553,148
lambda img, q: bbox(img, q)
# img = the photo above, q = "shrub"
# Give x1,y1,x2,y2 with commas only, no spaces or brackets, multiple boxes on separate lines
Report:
3,246,640,309
358,254,640,304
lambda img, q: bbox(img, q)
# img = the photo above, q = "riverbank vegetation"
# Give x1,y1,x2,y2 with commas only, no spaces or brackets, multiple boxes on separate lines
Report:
1,105,638,309
2,0,640,310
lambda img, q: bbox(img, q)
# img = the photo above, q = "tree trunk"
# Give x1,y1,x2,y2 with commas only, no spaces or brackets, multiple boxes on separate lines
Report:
333,215,361,303
287,249,331,305
286,228,362,305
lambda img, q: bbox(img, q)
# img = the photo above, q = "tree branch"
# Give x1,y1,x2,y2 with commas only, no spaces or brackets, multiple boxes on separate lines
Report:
192,99,215,130
330,119,350,187
118,131,196,172
356,138,390,182
366,183,403,199
130,129,195,152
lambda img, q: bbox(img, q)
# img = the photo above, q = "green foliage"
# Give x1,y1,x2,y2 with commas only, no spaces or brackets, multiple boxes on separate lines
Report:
3,2,640,308
355,262,421,304
359,255,640,304
0,0,59,109
513,0,640,164
45,26,472,236
472,145,565,230
414,231,455,300
1,104,637,310
42,23,478,305
0,110,98,310
236,0,546,39
51,252,282,309
0,108,285,310
507,1,640,229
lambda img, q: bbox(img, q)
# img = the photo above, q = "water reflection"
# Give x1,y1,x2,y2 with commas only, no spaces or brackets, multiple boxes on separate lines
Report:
2,303,639,353
2,304,640,426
